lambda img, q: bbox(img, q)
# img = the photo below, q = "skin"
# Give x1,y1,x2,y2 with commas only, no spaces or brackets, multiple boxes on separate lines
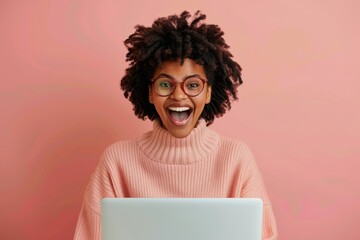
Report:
149,58,212,138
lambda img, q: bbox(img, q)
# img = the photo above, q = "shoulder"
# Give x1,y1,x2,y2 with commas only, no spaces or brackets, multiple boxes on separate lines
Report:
84,140,139,198
213,135,257,168
219,136,254,156
103,139,138,155
98,139,139,167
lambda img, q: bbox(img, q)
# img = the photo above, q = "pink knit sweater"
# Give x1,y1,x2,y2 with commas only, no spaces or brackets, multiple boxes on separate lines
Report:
74,120,278,239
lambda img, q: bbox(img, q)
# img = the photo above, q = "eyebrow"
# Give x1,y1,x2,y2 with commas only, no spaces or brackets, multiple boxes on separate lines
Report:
152,73,205,81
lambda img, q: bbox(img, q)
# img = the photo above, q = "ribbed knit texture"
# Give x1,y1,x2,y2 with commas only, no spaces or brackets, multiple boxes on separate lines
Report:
74,120,278,240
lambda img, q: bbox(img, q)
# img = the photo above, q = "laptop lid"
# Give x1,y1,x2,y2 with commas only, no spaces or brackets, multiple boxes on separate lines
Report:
101,198,263,240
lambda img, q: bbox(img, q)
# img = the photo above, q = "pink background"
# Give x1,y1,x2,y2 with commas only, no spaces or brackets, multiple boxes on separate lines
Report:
1,0,359,239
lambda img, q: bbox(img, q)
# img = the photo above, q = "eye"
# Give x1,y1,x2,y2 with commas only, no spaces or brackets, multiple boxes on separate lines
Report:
185,79,202,90
157,79,173,88
187,82,199,89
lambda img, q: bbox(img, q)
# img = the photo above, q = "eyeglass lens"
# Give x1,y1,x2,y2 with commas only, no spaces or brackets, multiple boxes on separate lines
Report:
153,77,205,96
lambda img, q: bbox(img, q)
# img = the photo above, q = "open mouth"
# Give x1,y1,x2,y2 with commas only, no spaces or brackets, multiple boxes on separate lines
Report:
167,106,192,125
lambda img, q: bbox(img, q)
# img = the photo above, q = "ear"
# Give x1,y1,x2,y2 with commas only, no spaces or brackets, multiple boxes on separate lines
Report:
148,86,153,104
205,85,212,104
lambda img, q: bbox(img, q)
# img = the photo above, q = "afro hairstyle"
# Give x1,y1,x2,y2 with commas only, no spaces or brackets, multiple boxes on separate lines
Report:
120,10,243,125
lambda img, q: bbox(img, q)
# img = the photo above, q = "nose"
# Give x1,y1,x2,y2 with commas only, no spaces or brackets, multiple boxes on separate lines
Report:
170,83,187,100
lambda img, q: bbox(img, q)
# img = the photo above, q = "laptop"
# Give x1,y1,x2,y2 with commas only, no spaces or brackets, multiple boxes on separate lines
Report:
101,198,263,240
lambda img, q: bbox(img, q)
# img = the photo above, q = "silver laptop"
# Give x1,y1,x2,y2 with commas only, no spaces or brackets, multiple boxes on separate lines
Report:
101,198,263,240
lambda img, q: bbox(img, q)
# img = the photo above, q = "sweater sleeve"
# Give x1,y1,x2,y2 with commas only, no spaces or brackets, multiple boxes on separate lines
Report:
73,201,101,239
74,149,118,240
240,144,278,240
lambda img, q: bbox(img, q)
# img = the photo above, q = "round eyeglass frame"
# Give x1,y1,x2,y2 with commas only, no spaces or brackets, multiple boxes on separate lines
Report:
150,77,208,97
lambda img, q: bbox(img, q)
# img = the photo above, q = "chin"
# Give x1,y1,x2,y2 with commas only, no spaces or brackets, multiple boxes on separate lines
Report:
168,128,192,138
170,131,191,138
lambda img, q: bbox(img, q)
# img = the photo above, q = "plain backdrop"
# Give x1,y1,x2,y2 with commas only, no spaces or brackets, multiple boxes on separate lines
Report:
1,0,359,239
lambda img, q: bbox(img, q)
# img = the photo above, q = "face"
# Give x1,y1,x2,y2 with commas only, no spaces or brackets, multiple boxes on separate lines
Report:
149,58,212,138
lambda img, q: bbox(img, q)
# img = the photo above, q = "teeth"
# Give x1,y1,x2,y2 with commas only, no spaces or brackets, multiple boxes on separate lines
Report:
168,107,190,112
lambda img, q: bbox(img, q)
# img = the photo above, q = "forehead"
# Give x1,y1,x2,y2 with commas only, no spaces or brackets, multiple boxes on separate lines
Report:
153,59,206,78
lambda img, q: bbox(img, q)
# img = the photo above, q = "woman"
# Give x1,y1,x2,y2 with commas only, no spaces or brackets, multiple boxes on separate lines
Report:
74,10,278,240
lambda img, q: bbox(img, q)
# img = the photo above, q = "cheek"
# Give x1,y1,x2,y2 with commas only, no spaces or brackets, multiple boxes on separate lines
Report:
193,97,208,113
152,96,166,113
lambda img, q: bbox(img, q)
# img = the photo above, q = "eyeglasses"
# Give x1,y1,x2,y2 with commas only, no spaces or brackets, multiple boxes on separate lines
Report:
151,76,207,97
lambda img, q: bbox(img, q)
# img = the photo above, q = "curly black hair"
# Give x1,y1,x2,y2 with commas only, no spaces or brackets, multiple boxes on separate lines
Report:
120,10,242,125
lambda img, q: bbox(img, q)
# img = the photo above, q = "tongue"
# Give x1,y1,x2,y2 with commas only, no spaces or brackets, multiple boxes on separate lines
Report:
170,111,189,122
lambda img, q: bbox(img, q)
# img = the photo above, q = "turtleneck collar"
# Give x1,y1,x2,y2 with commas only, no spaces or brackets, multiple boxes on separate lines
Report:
137,120,220,165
